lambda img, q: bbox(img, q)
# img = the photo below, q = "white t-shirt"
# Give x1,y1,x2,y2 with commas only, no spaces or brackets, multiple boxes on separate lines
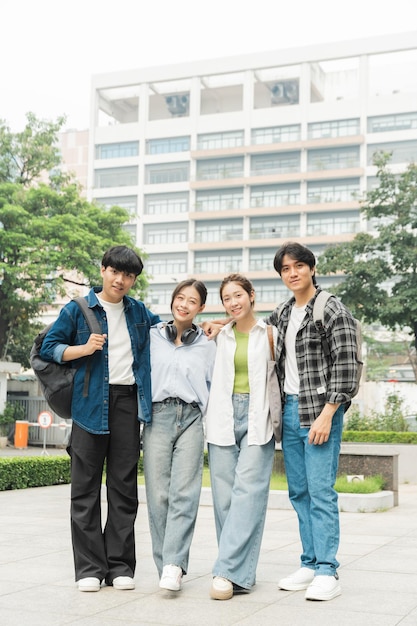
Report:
284,304,306,395
96,296,134,385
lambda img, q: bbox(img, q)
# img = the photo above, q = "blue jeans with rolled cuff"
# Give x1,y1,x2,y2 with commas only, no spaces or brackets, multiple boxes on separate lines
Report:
282,394,344,576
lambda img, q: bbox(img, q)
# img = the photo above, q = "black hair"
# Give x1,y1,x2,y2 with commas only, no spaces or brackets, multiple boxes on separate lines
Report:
273,241,317,286
101,246,143,276
170,278,208,309
219,273,255,307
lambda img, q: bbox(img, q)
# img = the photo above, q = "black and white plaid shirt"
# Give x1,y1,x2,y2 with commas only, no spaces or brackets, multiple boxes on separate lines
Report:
266,288,359,427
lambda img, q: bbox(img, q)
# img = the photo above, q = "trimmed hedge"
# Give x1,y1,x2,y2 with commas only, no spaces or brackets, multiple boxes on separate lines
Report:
0,456,71,491
342,431,417,444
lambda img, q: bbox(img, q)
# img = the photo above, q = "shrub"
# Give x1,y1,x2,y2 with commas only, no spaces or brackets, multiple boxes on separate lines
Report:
0,456,71,491
345,393,411,433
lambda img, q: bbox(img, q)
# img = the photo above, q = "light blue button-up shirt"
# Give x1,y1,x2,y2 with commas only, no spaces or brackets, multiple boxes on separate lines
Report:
150,323,216,415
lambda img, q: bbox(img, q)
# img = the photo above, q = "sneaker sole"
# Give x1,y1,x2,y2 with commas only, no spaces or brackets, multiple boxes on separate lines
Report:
210,587,233,600
305,585,341,601
278,582,312,591
79,585,100,592
113,583,135,590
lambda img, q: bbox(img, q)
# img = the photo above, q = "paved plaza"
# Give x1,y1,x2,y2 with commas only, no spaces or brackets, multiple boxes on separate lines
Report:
0,446,416,625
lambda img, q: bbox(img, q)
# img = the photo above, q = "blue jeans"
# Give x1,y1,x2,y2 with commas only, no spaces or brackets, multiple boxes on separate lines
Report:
282,395,344,576
143,398,204,577
208,394,275,589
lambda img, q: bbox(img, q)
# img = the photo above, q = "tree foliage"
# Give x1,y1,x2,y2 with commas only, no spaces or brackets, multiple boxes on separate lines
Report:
317,152,417,377
0,113,147,367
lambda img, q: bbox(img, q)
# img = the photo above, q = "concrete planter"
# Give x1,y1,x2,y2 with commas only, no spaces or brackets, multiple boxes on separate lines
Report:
138,486,394,514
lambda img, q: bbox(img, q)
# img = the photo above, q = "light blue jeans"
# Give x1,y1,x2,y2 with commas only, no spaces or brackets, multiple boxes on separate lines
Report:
282,394,344,576
143,398,204,577
208,393,275,589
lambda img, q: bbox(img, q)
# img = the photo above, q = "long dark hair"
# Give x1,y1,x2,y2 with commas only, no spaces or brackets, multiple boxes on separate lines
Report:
170,278,208,309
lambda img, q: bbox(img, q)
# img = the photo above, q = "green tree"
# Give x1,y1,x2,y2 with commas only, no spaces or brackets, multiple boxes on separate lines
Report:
0,113,147,367
317,152,417,379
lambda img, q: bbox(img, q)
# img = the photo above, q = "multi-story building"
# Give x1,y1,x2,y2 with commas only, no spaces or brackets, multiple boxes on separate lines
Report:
87,31,417,320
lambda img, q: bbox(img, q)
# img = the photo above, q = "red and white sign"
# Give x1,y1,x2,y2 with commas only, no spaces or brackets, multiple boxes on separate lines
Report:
37,411,53,429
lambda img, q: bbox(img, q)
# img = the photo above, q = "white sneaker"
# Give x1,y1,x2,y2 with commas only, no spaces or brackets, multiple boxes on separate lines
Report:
305,575,341,601
278,567,315,591
210,576,233,600
113,576,135,590
159,564,183,591
78,577,101,592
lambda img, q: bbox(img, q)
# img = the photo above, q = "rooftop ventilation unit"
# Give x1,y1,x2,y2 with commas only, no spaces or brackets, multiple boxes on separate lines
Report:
270,80,299,105
165,94,189,116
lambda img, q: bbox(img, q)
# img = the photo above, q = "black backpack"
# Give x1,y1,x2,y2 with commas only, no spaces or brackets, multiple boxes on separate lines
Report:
30,297,102,419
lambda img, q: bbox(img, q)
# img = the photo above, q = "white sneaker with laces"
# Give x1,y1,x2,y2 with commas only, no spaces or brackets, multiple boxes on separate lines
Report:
305,575,341,601
210,576,233,600
78,577,101,592
159,564,183,591
113,575,135,590
278,567,315,591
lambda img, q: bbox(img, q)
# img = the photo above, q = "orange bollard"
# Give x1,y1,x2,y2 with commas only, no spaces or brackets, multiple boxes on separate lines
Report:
14,420,29,449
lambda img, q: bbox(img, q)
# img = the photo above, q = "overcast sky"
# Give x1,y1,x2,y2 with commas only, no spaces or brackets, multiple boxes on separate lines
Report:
1,0,416,132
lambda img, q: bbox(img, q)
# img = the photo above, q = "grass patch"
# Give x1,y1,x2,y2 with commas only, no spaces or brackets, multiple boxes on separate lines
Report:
137,468,385,493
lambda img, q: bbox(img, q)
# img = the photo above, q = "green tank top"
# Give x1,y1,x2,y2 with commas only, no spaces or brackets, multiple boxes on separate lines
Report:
233,327,250,393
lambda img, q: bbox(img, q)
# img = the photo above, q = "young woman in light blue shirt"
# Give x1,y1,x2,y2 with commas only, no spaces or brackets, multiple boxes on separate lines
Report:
143,279,216,592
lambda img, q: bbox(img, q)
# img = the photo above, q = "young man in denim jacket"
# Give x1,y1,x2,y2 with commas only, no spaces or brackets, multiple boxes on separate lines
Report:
40,246,160,592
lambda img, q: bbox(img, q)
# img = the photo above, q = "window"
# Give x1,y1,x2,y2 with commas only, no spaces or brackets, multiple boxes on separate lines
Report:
146,285,173,306
367,140,417,165
250,215,299,239
146,253,187,275
144,193,188,215
196,157,243,180
251,152,300,176
143,223,188,244
307,146,360,170
197,130,244,150
195,189,244,211
146,162,189,184
195,220,243,243
250,184,300,208
94,167,138,188
308,119,359,139
194,251,242,273
251,125,301,144
368,112,417,133
252,280,290,303
306,211,360,236
307,179,360,203
249,248,277,271
95,142,139,159
146,136,190,154
96,196,137,211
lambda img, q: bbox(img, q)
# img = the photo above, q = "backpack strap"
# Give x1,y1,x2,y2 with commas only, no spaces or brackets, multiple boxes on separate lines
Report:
312,290,332,358
73,297,102,398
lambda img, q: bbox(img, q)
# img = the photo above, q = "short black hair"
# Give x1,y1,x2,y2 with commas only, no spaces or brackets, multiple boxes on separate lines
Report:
101,246,143,276
273,242,317,286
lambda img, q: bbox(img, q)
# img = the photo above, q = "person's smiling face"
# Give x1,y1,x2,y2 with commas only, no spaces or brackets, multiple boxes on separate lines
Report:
99,266,137,303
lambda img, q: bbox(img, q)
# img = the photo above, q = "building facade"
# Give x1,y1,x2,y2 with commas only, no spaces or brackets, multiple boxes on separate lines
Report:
87,32,417,319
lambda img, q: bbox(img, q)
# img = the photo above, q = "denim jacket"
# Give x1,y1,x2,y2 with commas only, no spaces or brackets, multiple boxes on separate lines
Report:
40,287,160,434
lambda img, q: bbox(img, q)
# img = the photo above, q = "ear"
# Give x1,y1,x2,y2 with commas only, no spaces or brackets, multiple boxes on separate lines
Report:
198,304,205,314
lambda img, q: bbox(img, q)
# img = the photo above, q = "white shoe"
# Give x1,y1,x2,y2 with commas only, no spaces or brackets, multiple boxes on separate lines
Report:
78,577,101,592
210,576,233,600
305,575,341,601
278,567,315,591
113,576,135,590
159,565,183,591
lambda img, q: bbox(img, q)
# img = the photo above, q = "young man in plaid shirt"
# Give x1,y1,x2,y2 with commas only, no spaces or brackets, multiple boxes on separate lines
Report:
267,241,359,601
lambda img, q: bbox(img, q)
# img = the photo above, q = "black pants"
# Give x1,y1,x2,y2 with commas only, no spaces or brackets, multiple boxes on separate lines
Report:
69,385,140,583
